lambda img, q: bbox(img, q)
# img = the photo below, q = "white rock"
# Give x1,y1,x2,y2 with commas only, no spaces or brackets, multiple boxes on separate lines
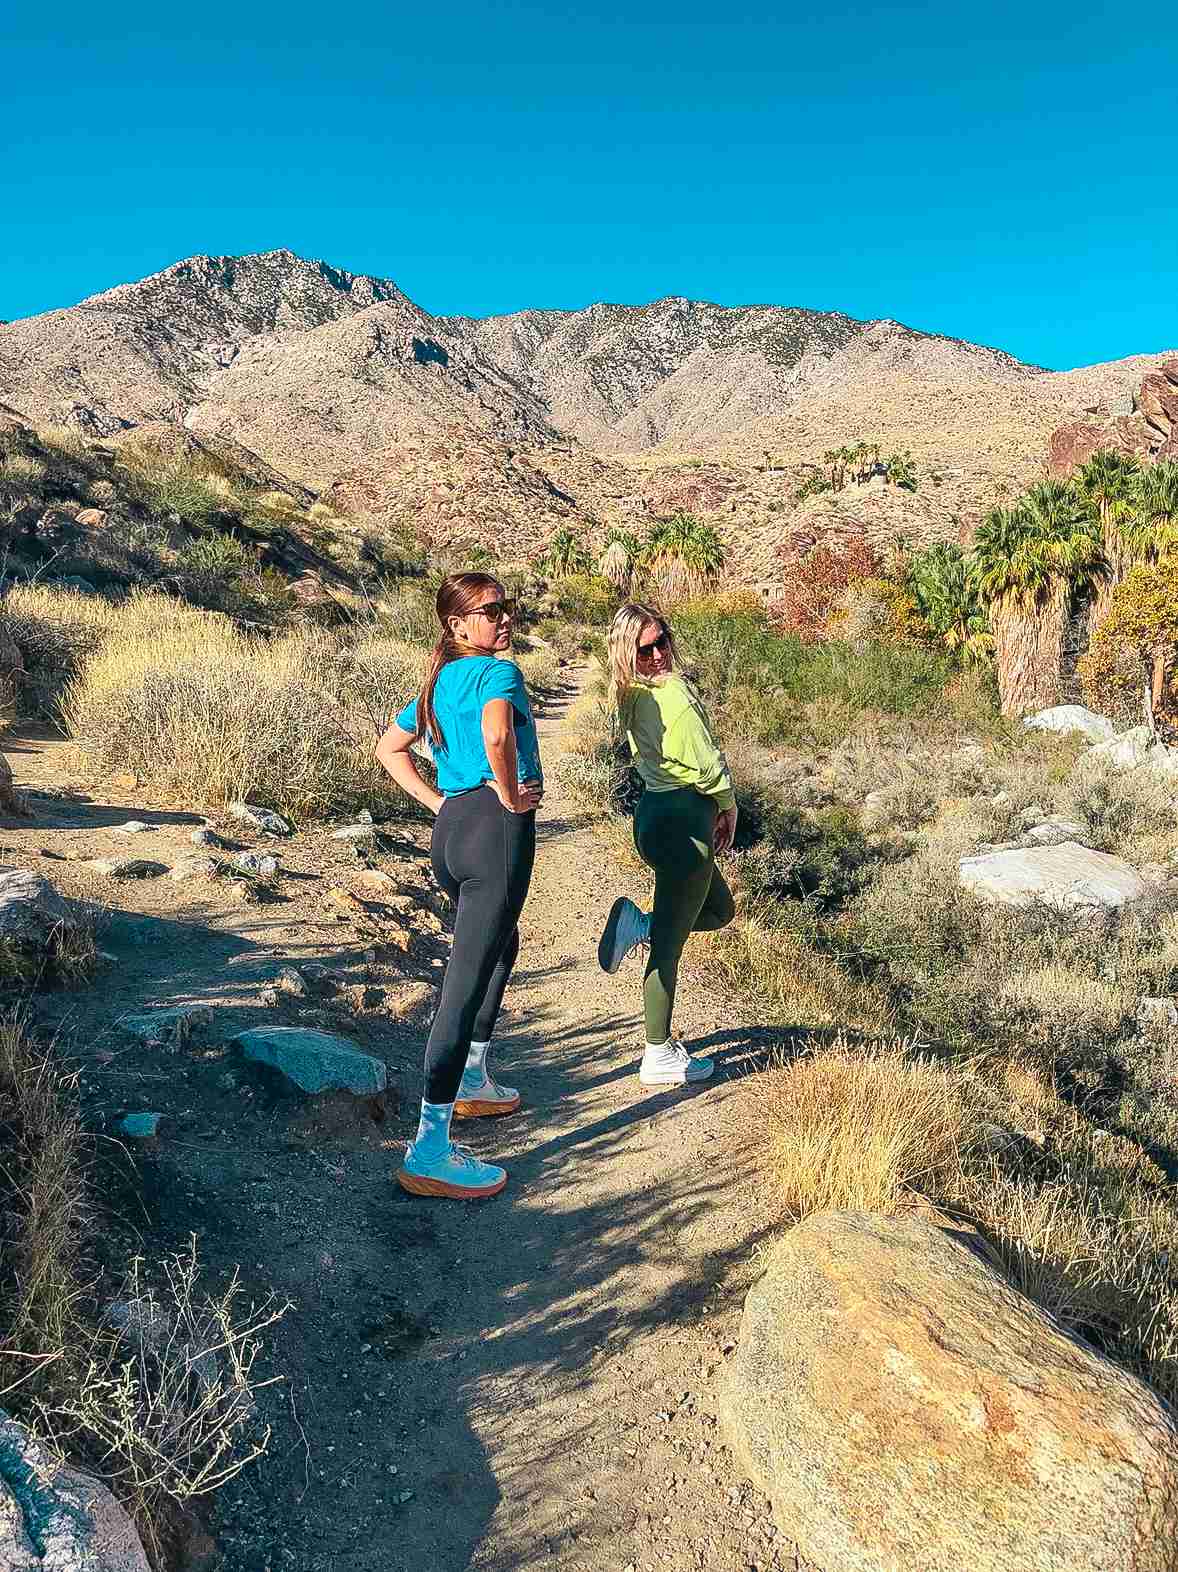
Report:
170,855,219,881
1023,705,1115,743
959,842,1148,915
1080,725,1178,776
1137,997,1178,1031
114,820,154,834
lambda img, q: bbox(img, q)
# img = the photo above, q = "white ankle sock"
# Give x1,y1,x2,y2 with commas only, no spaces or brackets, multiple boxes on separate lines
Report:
414,1099,454,1160
465,1040,491,1082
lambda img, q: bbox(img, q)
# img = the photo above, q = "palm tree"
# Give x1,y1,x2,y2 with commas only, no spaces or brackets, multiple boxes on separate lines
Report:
1073,450,1141,635
1123,460,1178,563
599,528,639,592
640,513,725,600
972,482,1103,714
907,543,992,663
885,451,918,492
823,448,849,492
538,526,591,580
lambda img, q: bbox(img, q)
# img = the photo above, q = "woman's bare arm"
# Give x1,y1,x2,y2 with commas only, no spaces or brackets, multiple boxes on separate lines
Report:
481,699,543,813
374,723,444,815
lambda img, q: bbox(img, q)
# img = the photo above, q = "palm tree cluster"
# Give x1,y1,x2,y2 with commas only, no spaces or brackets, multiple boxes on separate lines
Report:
948,454,1178,714
536,514,726,602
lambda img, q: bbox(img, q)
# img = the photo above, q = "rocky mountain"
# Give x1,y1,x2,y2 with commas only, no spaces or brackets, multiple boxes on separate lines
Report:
443,299,1042,453
0,251,555,471
3,251,1176,588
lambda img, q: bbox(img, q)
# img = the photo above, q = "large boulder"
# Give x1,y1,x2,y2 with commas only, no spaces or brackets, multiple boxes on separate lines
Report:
1023,705,1114,744
232,1026,386,1096
1078,726,1178,777
959,842,1147,915
0,868,76,950
719,1211,1178,1572
0,1408,150,1570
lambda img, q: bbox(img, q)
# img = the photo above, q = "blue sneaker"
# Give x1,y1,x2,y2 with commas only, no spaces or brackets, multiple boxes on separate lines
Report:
598,897,650,975
397,1142,507,1199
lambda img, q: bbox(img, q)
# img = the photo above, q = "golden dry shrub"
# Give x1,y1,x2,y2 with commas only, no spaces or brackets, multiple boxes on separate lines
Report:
1078,557,1178,723
832,575,932,649
762,1038,969,1220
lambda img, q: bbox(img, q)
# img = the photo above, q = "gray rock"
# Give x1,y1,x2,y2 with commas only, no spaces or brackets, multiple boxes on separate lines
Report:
277,966,309,996
1137,997,1178,1031
232,1026,387,1095
118,1112,162,1139
190,827,225,848
118,1004,212,1046
1023,704,1115,744
959,842,1148,916
170,855,219,881
232,851,278,876
88,858,167,879
0,868,76,951
1015,803,1046,829
356,808,375,825
1020,817,1089,848
989,790,1011,808
331,824,378,843
114,820,153,834
228,801,291,836
1080,726,1178,777
719,1211,1178,1572
0,1407,151,1569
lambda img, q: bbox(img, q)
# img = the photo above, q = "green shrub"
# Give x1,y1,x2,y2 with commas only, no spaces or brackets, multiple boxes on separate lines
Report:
546,573,619,627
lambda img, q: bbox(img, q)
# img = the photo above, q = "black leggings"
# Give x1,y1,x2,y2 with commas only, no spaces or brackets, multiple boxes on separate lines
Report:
424,786,536,1104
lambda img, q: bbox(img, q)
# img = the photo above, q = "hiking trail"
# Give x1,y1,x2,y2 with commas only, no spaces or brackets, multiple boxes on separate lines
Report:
7,675,807,1572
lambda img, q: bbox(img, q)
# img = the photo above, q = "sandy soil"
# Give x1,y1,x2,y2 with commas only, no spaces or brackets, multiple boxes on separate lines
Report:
5,682,809,1572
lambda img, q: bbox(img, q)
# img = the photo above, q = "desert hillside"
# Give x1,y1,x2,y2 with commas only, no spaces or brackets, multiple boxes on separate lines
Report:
2,251,1176,586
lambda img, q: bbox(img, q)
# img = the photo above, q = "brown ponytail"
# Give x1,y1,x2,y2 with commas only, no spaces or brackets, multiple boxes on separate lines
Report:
414,572,504,750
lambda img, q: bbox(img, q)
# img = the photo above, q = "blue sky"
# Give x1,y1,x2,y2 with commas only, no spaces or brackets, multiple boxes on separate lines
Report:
3,1,1176,368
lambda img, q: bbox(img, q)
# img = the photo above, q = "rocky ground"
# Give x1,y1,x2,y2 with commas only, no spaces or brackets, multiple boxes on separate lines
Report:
4,680,814,1572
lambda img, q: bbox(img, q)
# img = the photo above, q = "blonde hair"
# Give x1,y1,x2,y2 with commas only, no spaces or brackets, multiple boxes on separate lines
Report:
606,602,680,715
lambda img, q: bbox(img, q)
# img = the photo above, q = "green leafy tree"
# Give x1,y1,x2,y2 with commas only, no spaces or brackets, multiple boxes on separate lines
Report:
907,543,991,663
1072,449,1142,635
972,480,1103,714
639,513,726,600
537,526,591,580
885,451,919,492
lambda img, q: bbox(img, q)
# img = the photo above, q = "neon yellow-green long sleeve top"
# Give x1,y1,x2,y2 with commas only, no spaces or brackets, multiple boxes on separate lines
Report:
622,674,736,810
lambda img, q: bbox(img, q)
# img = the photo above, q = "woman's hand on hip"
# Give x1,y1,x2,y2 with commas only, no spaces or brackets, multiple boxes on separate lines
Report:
714,805,738,853
490,778,544,814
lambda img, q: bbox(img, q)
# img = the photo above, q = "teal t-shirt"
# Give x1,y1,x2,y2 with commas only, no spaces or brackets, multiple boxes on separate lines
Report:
395,655,543,797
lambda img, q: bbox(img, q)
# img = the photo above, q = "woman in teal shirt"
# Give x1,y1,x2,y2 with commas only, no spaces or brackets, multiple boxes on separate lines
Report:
375,572,542,1199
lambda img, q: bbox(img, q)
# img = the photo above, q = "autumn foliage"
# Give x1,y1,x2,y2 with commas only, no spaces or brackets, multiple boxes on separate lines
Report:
1077,556,1178,722
772,538,886,643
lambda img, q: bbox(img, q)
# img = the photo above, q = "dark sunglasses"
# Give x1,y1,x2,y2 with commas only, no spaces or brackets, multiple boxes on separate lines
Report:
636,630,670,658
470,599,517,622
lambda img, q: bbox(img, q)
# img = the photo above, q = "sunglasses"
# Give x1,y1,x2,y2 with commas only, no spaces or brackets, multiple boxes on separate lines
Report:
469,599,517,623
636,630,670,659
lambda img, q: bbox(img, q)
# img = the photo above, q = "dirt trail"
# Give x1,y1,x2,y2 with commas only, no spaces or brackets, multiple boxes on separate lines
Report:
7,680,803,1572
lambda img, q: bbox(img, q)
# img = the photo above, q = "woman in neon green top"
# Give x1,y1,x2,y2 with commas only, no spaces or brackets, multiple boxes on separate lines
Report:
597,602,737,1087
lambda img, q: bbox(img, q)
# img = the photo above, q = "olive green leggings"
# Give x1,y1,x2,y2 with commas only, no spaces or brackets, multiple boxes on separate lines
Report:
634,787,736,1045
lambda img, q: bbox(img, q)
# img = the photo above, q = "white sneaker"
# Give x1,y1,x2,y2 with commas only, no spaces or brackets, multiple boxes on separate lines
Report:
598,897,650,975
639,1038,714,1087
453,1070,521,1118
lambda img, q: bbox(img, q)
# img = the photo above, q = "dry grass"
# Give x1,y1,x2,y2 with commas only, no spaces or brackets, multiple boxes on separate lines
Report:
0,1013,87,1403
763,1038,968,1219
64,618,424,820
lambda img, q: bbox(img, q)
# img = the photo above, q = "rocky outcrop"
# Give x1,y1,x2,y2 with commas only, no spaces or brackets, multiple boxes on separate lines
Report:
232,1026,387,1096
0,868,76,951
1049,360,1178,476
0,1409,150,1570
1023,704,1114,743
719,1211,1178,1572
959,842,1148,915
